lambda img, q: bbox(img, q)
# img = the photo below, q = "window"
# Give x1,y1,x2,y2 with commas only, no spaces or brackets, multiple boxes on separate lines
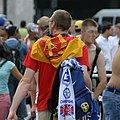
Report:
116,17,120,24
93,18,98,23
102,17,113,24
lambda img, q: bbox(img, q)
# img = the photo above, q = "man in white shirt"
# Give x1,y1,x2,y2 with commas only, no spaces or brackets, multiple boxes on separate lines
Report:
108,23,120,60
96,22,113,73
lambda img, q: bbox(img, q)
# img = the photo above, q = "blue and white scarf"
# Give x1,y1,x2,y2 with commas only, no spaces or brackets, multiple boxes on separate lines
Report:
58,58,81,120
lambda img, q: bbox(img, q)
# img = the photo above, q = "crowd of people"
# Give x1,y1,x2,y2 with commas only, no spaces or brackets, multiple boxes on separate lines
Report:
0,9,120,120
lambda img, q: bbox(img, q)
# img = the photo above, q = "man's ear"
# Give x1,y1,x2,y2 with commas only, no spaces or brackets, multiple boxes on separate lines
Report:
51,21,56,29
81,29,84,34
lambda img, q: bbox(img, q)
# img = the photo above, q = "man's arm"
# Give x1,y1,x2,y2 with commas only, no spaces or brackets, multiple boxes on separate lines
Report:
30,90,37,118
7,68,36,120
93,51,107,101
29,76,37,118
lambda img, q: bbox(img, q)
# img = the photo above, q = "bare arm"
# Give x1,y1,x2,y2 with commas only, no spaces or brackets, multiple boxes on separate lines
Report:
29,76,37,107
28,72,39,118
8,68,36,120
11,66,23,80
82,65,92,91
29,72,38,106
93,51,107,101
30,90,37,118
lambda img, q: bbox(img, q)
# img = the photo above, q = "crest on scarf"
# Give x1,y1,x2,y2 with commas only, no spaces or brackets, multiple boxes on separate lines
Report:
60,104,74,117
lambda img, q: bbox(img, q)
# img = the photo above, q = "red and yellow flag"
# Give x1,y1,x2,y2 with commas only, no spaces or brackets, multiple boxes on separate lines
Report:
30,34,85,68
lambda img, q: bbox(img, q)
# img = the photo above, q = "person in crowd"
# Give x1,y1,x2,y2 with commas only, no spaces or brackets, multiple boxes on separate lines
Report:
4,24,28,119
24,22,39,50
0,17,7,26
74,20,83,37
81,18,107,101
7,9,92,120
0,19,14,42
0,42,22,120
108,23,120,60
37,16,50,37
30,16,50,119
4,24,28,68
96,22,113,75
81,18,107,120
20,22,37,112
19,20,28,40
68,19,76,35
102,39,120,120
0,28,7,42
0,24,9,41
4,19,14,26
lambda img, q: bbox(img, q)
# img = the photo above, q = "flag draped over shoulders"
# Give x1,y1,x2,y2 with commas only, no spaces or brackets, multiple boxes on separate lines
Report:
30,34,85,68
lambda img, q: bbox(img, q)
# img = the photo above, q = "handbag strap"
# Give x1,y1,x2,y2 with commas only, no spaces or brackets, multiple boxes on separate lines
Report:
0,59,7,68
90,47,101,79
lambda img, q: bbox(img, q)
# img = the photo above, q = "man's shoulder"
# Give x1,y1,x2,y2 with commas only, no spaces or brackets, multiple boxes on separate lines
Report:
5,38,19,48
96,34,104,41
5,38,17,43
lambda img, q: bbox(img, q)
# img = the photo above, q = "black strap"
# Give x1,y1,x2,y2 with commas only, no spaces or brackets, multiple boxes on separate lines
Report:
48,66,60,120
61,33,68,36
47,33,68,38
90,47,101,79
15,41,21,50
0,59,7,68
2,42,8,50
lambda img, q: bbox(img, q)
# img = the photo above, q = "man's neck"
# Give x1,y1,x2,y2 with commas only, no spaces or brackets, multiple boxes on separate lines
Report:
53,29,68,35
85,42,92,48
9,35,17,40
88,44,96,51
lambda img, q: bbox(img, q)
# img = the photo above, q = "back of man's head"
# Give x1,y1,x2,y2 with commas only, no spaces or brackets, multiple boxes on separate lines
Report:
99,21,112,34
20,20,26,28
51,9,72,31
81,18,98,31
